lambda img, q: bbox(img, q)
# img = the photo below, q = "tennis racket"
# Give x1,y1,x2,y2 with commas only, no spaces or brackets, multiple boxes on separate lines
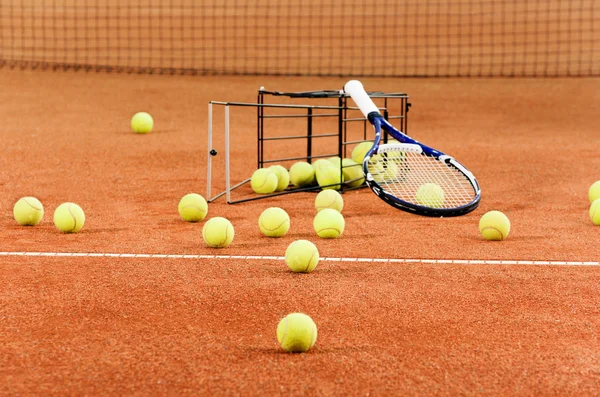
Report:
344,80,481,217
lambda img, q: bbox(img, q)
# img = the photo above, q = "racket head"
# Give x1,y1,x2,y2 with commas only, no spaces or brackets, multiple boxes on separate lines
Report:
362,116,481,217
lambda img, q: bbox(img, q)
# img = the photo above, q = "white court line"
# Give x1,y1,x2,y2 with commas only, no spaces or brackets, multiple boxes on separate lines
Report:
0,251,597,266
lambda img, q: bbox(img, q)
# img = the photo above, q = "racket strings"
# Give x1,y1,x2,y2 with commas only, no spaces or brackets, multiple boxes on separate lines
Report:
366,149,476,209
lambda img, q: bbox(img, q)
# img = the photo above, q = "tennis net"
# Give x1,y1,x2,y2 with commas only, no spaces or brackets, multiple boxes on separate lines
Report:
0,0,598,77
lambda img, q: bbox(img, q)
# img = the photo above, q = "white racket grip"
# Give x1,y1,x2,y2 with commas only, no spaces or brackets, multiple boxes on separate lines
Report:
344,80,380,118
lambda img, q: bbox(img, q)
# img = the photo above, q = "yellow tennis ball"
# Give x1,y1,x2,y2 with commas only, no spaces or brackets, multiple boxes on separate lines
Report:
131,111,154,134
178,193,208,222
415,183,445,208
285,239,319,273
311,159,332,173
314,190,344,213
371,160,399,183
589,181,600,203
269,165,290,192
258,207,290,237
383,147,406,161
479,210,510,241
202,217,234,248
13,196,44,226
313,208,345,238
589,198,600,225
53,202,85,233
327,156,342,167
251,168,278,194
289,161,315,188
276,312,318,353
315,163,344,190
351,141,373,164
341,158,365,188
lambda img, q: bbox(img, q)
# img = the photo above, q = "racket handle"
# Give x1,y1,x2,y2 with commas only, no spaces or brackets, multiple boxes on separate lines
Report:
344,80,381,118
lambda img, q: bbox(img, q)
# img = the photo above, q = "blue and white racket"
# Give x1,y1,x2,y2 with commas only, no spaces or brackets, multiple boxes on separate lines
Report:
344,80,481,217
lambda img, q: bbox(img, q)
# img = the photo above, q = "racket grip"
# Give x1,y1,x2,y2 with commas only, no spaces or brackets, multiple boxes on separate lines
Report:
344,80,381,118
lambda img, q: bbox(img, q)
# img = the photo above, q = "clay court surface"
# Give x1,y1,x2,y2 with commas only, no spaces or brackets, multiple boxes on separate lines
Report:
0,69,599,395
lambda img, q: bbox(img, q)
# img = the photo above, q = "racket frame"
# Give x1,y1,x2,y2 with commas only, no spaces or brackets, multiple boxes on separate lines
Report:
345,80,481,217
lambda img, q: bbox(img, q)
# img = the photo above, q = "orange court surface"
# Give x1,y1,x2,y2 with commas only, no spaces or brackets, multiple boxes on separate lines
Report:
1,1,600,395
1,69,599,396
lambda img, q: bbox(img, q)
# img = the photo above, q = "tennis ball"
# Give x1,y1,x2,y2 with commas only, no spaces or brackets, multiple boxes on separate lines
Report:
371,160,399,183
178,193,208,222
313,208,345,238
311,159,332,173
13,196,44,226
315,190,344,213
202,217,234,248
315,163,344,190
383,147,406,162
589,181,600,203
277,312,318,353
285,239,319,273
479,210,510,241
328,156,342,167
341,158,365,188
351,141,373,164
415,183,445,208
289,161,315,188
258,207,290,237
53,202,85,233
589,198,600,225
131,111,154,134
269,165,290,192
251,168,278,194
